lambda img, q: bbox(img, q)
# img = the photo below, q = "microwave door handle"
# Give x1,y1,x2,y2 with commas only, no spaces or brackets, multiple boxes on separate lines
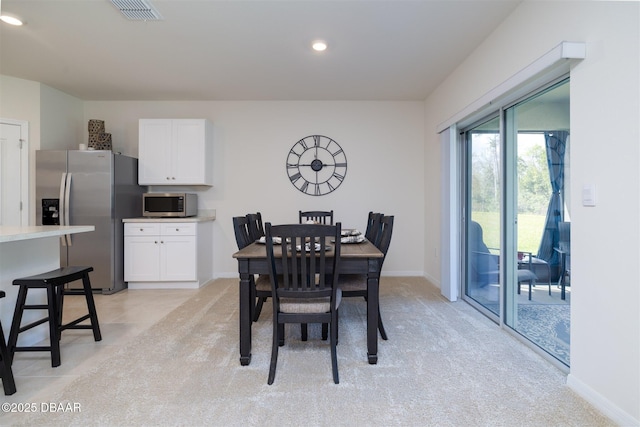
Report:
64,173,72,246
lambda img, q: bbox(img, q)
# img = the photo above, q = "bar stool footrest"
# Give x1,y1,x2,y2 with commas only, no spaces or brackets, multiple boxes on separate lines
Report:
60,314,92,330
14,346,53,352
17,317,50,333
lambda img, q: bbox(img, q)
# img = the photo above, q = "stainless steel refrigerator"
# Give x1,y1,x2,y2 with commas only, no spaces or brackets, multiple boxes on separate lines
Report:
36,150,146,294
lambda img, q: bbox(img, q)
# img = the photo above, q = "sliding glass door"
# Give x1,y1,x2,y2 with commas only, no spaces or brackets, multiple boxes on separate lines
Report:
462,78,571,366
464,116,501,316
506,80,571,365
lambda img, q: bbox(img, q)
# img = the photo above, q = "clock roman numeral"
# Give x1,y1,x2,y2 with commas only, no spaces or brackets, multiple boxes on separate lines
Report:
334,162,347,168
300,181,309,193
332,172,345,181
289,172,301,183
313,135,321,147
314,184,321,195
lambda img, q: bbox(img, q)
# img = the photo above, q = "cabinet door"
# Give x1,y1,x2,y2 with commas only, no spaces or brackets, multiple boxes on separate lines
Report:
125,236,161,281
160,235,197,280
172,120,207,185
139,119,173,185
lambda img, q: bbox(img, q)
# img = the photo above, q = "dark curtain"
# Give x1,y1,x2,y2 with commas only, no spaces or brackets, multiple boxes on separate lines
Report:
537,131,568,273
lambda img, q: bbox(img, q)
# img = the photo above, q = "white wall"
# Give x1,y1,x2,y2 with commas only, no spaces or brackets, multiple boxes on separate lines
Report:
40,84,84,150
424,1,639,425
0,76,41,126
0,76,85,223
83,101,426,278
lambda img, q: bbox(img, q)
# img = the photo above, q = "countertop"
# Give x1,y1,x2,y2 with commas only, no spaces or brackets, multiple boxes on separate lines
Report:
123,210,216,223
0,225,95,243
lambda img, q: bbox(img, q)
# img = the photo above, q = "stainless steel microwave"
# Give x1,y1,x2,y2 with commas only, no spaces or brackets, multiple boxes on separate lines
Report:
143,193,197,217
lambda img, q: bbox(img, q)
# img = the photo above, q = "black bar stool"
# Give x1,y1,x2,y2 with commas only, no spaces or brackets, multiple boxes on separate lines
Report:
8,266,102,368
0,290,17,395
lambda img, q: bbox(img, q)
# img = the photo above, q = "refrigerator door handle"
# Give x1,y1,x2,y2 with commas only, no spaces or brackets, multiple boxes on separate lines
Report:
59,173,69,246
64,173,73,246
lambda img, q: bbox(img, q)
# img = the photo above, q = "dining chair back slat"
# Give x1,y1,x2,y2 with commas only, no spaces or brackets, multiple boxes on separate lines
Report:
299,210,334,225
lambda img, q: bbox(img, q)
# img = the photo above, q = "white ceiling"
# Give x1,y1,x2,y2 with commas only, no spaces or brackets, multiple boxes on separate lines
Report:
0,0,522,101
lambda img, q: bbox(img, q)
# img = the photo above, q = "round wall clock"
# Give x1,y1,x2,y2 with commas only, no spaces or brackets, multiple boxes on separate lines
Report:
286,135,347,196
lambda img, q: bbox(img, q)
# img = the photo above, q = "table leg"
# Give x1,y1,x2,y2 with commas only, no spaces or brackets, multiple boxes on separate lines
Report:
239,270,252,366
366,261,379,364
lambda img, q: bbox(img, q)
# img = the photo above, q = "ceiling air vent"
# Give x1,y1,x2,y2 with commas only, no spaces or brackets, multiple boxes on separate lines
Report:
111,0,163,21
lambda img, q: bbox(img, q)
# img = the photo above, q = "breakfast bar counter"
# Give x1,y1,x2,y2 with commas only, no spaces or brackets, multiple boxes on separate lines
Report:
0,225,95,346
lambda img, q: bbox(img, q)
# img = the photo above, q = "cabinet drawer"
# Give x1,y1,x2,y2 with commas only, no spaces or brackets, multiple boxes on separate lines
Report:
125,223,161,236
161,223,196,236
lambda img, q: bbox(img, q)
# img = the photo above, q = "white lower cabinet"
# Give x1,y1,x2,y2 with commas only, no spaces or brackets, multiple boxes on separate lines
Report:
124,221,212,289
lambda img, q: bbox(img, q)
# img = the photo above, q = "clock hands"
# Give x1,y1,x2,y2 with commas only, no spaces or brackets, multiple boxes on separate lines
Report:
298,160,334,170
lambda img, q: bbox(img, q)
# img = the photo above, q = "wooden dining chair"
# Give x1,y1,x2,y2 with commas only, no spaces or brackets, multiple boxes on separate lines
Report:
299,210,334,225
265,221,342,384
365,211,384,244
232,216,271,322
339,215,394,340
246,212,265,242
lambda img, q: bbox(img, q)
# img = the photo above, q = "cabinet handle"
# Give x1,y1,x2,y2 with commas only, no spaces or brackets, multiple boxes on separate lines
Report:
166,177,170,180
161,240,164,244
171,177,176,180
140,228,143,232
154,241,158,244
176,228,179,231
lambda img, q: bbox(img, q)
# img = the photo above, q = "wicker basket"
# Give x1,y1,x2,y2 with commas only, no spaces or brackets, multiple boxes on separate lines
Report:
88,119,112,150
88,132,112,150
88,119,105,134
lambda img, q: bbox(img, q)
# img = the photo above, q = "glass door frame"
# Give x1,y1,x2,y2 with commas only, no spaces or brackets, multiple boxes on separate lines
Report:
459,76,571,367
460,112,505,322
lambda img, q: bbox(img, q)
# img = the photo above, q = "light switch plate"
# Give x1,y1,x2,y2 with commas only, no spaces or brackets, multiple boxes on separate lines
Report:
582,184,596,206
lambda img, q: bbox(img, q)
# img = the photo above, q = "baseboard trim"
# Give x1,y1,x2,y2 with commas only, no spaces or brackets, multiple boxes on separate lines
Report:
567,373,639,427
215,271,424,280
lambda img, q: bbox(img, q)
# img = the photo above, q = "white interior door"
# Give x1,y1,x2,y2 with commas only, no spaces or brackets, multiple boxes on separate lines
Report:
0,120,28,226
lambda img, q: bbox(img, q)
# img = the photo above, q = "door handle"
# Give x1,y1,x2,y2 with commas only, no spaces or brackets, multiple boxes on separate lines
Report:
59,173,68,246
64,173,72,246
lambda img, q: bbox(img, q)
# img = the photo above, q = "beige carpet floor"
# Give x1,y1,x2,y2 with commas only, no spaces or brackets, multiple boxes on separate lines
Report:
3,277,612,426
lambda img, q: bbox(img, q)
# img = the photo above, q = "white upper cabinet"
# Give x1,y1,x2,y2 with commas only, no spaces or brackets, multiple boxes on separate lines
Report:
138,119,213,186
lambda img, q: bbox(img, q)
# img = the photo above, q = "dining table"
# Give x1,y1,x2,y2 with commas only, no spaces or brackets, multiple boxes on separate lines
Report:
232,232,384,366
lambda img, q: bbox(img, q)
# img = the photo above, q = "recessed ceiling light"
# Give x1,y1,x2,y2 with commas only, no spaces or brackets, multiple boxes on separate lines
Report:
312,41,327,52
0,14,24,26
